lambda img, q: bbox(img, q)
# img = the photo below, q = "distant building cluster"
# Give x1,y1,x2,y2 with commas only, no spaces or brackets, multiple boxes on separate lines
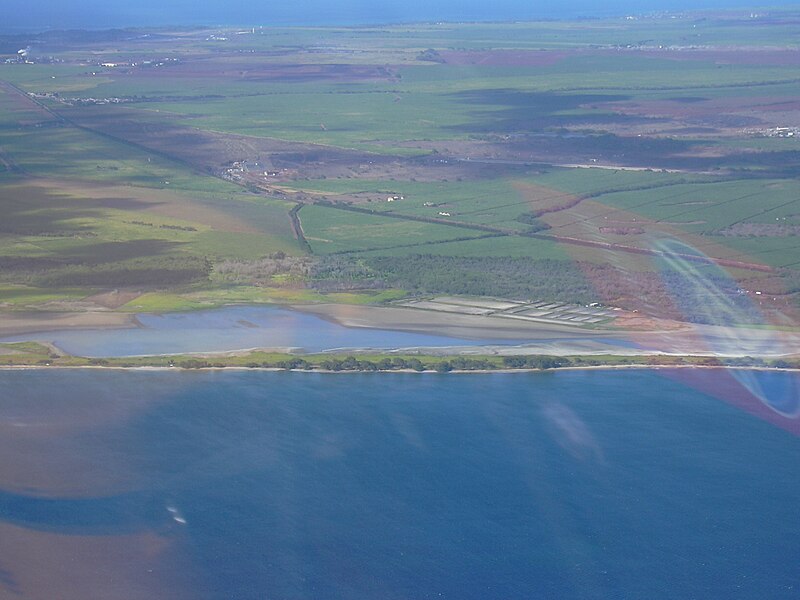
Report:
745,126,798,138
398,296,617,325
27,92,131,106
4,47,63,64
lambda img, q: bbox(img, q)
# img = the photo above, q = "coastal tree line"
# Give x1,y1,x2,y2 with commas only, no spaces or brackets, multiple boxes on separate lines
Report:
165,354,795,371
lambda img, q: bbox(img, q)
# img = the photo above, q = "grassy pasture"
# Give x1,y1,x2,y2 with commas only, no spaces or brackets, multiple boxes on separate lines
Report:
293,169,711,238
295,178,535,231
0,14,799,318
42,55,799,153
354,234,570,260
582,178,800,234
298,204,489,254
0,176,301,305
7,53,796,157
0,78,306,308
273,164,800,277
117,286,409,313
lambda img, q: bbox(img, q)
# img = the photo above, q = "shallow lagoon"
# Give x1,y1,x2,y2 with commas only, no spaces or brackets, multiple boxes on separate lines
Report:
0,305,619,356
0,369,798,599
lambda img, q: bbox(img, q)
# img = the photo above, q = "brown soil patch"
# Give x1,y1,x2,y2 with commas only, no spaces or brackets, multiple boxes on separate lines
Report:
577,262,685,321
598,96,800,138
128,194,261,233
613,313,688,331
29,178,262,234
0,310,134,337
606,97,800,119
623,48,800,66
511,181,582,214
540,199,647,238
540,198,775,278
85,289,144,309
599,226,645,235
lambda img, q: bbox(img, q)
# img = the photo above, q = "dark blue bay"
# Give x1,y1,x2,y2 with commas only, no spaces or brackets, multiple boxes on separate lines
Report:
0,369,798,599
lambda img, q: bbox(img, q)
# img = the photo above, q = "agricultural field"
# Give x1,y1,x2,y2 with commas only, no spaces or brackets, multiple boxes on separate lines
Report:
1,9,799,326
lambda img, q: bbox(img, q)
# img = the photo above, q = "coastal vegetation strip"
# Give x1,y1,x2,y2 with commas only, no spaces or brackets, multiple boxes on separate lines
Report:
1,342,796,372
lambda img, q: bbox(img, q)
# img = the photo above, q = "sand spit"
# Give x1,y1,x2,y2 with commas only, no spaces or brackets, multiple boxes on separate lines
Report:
291,303,613,340
291,304,800,358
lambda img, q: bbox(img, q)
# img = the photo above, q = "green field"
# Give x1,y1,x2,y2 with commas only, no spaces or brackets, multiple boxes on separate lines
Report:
1,11,799,324
298,204,489,254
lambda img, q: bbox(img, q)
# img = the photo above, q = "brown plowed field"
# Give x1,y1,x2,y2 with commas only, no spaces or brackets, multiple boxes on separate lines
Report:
621,48,800,66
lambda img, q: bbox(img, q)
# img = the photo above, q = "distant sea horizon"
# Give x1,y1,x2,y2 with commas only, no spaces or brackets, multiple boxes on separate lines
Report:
3,1,800,33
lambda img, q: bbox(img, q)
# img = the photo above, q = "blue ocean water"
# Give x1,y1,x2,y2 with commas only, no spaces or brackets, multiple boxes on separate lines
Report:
0,369,798,599
8,0,799,31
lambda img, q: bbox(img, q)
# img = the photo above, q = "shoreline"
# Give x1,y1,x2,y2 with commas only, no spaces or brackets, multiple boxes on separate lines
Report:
1,363,797,374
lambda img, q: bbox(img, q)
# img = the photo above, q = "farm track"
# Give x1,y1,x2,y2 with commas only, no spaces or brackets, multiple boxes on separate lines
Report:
313,203,520,235
323,233,505,256
0,79,211,178
0,80,64,122
288,204,312,253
